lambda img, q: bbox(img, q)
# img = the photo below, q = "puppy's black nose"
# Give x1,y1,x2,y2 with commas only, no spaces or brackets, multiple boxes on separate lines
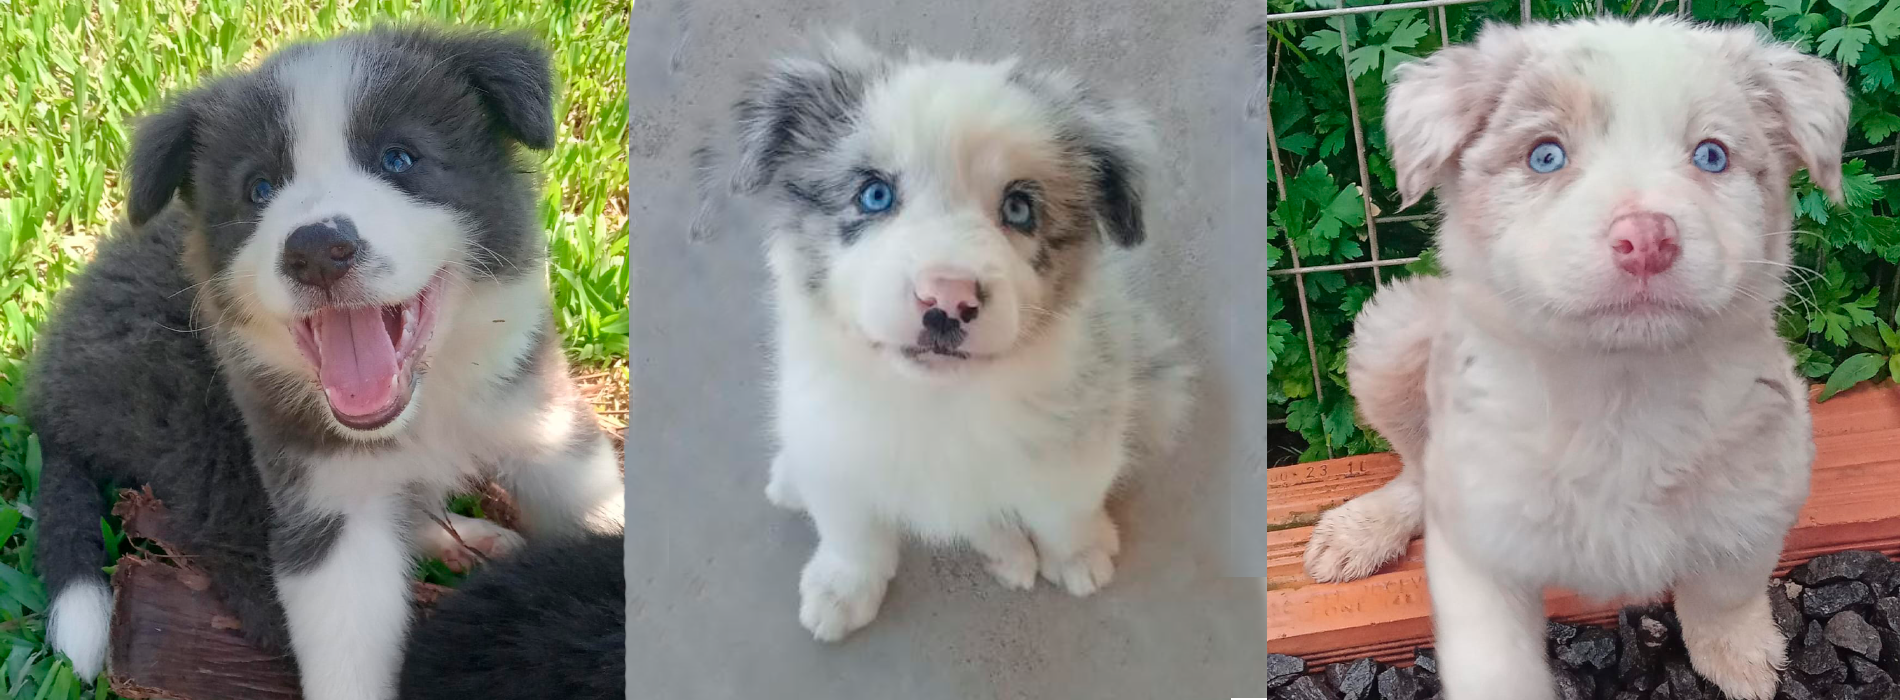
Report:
922,308,961,335
280,219,361,289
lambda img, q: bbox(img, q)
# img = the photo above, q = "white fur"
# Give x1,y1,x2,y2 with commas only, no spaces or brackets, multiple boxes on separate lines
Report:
763,54,1189,641
277,495,411,700
1306,18,1843,700
49,578,112,680
225,42,469,438
832,59,1050,361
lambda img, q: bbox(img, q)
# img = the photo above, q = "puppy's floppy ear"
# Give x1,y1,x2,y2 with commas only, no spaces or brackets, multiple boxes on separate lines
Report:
126,93,200,227
446,31,558,150
1074,98,1155,248
1019,67,1155,248
1742,36,1850,203
732,34,882,194
1384,24,1522,210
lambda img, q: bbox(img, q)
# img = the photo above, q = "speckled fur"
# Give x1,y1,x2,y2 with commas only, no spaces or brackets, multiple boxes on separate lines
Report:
733,35,1193,642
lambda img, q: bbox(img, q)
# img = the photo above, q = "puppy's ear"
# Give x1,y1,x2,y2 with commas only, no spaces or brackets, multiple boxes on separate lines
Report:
1017,68,1155,248
1075,98,1155,248
732,35,881,194
1745,39,1850,204
1384,24,1522,210
448,32,558,150
126,93,200,227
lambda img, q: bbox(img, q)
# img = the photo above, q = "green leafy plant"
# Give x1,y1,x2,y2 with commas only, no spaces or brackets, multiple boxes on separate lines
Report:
1269,0,1900,465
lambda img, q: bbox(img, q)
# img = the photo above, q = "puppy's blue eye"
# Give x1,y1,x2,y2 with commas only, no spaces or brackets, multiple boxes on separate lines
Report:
1693,140,1728,173
381,147,415,173
857,179,895,213
249,178,275,204
1001,192,1036,232
1528,141,1567,174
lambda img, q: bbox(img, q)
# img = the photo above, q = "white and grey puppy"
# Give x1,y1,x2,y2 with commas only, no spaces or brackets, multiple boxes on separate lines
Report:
30,29,623,700
731,36,1193,642
1303,18,1845,700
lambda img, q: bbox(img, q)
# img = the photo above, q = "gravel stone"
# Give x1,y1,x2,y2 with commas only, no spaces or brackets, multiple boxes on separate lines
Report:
1775,583,1808,639
1324,658,1378,700
1376,666,1428,700
1554,625,1618,672
1266,654,1305,690
1797,552,1896,587
1825,610,1884,659
1797,620,1850,682
1805,581,1874,619
1273,675,1340,700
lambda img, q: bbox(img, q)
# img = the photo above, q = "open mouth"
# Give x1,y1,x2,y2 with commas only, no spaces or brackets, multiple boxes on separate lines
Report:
290,273,445,431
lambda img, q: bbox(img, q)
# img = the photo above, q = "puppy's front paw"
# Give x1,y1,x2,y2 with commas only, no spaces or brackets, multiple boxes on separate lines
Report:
1038,512,1120,597
974,526,1038,591
432,515,526,573
1684,611,1785,700
1304,497,1413,583
765,453,805,511
798,555,889,642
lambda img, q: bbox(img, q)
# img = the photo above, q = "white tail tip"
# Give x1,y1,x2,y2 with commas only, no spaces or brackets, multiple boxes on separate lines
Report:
49,579,112,682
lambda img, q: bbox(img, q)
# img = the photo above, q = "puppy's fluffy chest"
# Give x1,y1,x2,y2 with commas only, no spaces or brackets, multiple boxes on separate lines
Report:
776,324,1127,540
1424,315,1812,596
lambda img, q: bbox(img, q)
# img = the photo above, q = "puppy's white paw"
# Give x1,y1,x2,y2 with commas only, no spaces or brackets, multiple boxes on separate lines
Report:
765,453,805,511
1038,512,1120,597
973,526,1038,591
1304,497,1414,583
431,514,526,573
1684,609,1785,700
798,554,888,642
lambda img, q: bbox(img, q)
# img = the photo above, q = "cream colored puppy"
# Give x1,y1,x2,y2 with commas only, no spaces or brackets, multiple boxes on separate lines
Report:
1303,18,1846,700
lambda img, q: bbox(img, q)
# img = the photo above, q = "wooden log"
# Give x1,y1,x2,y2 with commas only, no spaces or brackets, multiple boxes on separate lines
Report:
1266,382,1900,666
103,489,461,699
108,557,301,700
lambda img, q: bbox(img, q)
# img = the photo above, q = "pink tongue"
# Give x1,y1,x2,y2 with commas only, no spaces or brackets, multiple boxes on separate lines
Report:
316,306,400,417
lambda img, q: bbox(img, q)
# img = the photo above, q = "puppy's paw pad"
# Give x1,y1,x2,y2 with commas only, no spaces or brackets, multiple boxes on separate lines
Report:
798,558,888,642
1303,500,1411,583
1686,623,1785,700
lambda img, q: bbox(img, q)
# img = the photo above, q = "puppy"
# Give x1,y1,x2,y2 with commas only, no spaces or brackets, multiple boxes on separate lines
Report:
28,28,624,699
731,36,1194,641
1303,18,1845,699
398,531,625,700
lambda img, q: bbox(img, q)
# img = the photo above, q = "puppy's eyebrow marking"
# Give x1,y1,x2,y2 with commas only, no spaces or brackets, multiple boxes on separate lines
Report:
782,180,829,210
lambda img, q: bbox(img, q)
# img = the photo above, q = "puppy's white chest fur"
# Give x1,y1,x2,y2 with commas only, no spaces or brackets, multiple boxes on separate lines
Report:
774,305,1130,540
1424,308,1812,599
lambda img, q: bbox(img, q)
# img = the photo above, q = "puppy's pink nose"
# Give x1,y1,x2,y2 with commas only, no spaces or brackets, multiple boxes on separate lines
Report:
915,271,981,323
1608,212,1681,278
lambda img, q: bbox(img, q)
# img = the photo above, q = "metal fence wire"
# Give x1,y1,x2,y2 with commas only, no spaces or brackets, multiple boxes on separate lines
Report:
1262,0,1697,453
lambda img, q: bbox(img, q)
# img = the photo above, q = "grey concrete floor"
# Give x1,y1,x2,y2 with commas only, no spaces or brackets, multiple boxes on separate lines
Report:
625,1,1273,697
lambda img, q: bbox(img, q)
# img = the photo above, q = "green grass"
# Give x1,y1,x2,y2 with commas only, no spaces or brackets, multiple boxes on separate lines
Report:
0,1,629,696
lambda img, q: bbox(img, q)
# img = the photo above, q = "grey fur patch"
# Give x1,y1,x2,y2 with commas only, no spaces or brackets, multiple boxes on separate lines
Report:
271,511,345,576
